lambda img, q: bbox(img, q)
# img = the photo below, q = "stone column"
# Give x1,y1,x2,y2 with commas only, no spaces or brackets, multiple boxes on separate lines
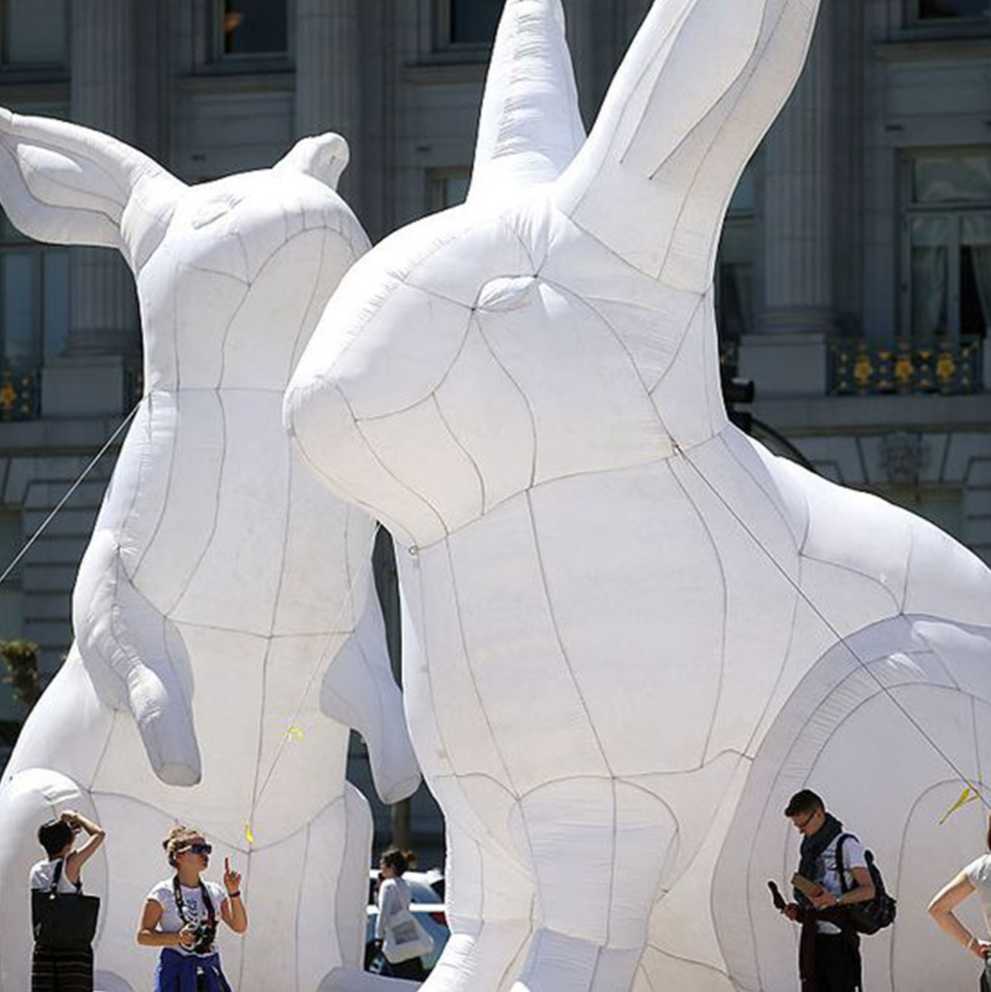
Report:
68,0,139,359
760,0,835,334
741,0,835,395
295,0,362,207
561,0,598,129
45,0,140,415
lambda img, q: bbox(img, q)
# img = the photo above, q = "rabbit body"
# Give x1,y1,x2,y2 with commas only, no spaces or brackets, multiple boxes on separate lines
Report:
0,119,419,992
285,2,991,990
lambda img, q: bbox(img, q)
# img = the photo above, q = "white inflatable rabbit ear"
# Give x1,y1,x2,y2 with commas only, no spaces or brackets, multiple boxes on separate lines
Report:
468,0,586,204
275,132,350,191
0,108,185,271
553,0,821,289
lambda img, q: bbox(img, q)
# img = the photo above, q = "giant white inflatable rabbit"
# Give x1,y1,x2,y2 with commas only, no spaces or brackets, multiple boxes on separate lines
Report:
285,1,991,990
0,112,421,992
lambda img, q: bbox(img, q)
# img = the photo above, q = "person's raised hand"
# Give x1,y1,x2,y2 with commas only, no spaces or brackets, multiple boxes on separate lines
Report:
223,857,241,896
971,939,991,960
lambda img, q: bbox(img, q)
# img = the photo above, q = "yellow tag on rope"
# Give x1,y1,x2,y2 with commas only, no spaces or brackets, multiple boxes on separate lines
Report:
286,726,304,741
939,786,980,825
244,823,255,845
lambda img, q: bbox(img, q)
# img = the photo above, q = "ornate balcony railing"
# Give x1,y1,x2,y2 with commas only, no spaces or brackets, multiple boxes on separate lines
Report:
0,367,40,421
830,338,983,396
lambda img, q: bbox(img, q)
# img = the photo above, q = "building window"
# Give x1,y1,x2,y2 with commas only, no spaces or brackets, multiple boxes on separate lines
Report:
716,164,757,342
912,0,990,21
427,167,471,212
219,0,288,57
0,213,68,369
2,0,67,66
902,149,991,346
436,0,504,50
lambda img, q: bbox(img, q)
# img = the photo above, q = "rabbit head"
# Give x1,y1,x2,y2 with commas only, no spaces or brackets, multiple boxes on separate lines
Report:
286,0,821,552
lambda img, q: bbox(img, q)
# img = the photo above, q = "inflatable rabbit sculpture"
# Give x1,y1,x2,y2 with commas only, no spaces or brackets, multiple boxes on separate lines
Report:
0,112,420,992
286,1,991,991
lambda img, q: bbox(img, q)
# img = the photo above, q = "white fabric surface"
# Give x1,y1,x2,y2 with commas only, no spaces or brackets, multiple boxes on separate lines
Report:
286,1,991,991
0,112,419,992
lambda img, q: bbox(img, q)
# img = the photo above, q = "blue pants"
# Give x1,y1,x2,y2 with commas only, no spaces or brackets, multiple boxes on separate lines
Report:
154,949,232,992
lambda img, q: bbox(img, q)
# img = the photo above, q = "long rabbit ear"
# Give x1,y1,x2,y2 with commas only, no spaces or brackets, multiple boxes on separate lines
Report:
552,0,821,289
0,108,186,270
468,0,586,204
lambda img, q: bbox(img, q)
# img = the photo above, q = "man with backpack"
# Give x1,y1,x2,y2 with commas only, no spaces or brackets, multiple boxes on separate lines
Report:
781,790,877,992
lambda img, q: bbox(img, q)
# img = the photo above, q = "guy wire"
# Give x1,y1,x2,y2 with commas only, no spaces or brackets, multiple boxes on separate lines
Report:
0,403,141,589
679,444,991,813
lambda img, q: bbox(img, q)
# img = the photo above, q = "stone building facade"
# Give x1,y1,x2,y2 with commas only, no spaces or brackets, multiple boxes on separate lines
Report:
0,0,987,849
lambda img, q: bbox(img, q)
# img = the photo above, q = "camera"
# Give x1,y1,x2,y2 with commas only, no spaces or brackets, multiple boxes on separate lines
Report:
190,920,217,955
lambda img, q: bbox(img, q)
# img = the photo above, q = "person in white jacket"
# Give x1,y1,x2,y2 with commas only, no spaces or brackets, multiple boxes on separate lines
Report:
375,850,427,981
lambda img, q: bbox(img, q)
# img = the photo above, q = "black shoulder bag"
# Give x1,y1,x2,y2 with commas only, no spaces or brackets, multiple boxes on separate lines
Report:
31,859,101,949
837,834,897,935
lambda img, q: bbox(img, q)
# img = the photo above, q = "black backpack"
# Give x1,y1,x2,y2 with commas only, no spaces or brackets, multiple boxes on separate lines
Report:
837,834,897,935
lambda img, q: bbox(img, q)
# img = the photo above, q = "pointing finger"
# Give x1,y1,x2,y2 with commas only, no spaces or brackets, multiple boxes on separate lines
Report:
225,856,230,874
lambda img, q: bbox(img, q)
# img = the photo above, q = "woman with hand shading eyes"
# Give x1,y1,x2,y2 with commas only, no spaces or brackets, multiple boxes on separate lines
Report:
30,810,106,992
137,826,247,991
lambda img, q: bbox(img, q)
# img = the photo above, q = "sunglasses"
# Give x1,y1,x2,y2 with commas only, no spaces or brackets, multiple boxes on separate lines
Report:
182,842,213,856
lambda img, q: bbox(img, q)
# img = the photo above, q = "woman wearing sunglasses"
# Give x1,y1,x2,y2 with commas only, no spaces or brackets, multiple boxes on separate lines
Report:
137,826,247,991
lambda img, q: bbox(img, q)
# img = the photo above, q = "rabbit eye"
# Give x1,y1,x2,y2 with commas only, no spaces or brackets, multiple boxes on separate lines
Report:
476,276,537,313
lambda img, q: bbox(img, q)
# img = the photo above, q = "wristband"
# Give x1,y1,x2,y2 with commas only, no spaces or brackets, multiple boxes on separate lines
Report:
228,891,241,899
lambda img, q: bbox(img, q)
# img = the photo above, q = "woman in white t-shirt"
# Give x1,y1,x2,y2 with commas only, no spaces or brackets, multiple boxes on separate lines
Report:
928,819,991,989
29,810,106,992
137,826,247,992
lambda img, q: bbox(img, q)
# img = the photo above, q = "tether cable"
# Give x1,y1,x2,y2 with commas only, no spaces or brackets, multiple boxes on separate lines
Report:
678,441,991,812
0,403,141,589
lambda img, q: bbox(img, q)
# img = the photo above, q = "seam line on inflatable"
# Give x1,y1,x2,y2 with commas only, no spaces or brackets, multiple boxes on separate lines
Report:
433,395,486,516
131,394,180,582
524,489,613,775
474,318,539,487
445,540,518,792
669,461,729,766
167,390,227,616
647,295,705,394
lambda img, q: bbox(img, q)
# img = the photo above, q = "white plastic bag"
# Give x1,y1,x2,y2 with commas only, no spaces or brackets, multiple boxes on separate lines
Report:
382,907,434,964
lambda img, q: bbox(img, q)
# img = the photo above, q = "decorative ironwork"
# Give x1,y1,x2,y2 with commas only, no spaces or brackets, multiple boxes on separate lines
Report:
0,368,40,421
831,338,983,396
880,432,930,486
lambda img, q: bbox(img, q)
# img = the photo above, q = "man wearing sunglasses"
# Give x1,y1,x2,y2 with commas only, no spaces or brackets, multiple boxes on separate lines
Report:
780,790,875,992
138,826,247,990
